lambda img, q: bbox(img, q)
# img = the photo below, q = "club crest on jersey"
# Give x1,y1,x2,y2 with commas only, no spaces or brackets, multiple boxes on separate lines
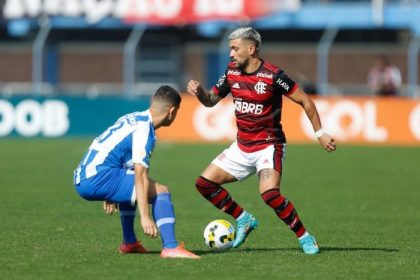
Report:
254,81,267,94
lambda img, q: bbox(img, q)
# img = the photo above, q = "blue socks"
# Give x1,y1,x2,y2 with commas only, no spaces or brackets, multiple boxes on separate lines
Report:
119,203,137,244
152,192,178,249
119,192,178,249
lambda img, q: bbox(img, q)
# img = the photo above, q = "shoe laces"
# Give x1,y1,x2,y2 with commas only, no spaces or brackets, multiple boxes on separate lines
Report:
237,215,252,227
301,236,315,246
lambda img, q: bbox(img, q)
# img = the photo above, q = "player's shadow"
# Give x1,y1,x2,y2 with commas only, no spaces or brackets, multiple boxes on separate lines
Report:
143,250,228,256
237,246,399,253
319,246,399,253
142,246,398,256
192,246,399,255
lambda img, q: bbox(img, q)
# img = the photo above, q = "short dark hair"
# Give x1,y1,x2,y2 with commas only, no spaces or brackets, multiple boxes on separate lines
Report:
153,85,181,107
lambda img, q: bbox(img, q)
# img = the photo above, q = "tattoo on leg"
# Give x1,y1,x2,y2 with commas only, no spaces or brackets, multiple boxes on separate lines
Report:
259,169,272,181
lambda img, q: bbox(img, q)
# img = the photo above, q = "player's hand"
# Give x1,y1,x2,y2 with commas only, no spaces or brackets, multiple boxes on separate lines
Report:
318,133,337,152
141,216,159,239
103,201,118,215
187,80,202,96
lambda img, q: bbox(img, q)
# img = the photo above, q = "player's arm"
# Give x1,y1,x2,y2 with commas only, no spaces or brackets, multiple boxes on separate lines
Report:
134,163,158,238
187,80,222,107
287,87,337,152
131,125,158,238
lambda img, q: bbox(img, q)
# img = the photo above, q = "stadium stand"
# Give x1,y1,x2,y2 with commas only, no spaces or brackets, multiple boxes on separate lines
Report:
0,0,419,98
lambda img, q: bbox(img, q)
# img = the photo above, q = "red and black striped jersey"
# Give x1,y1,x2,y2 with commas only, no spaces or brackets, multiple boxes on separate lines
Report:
212,60,298,153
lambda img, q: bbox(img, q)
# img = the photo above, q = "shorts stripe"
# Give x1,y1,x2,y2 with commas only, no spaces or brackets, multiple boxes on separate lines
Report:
273,144,284,174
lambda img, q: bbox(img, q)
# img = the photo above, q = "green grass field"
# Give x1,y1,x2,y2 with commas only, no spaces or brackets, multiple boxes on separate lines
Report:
0,139,419,279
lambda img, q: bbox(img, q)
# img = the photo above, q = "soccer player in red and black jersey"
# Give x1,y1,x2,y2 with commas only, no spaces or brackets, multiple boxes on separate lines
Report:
187,27,336,254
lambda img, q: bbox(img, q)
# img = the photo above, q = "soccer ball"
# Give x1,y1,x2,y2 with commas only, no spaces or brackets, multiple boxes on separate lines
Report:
203,219,235,250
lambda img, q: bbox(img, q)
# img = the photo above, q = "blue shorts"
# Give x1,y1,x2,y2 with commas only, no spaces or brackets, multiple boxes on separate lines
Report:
75,168,135,205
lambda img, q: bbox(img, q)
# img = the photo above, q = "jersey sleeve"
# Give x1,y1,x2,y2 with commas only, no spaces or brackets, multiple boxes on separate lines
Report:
211,70,230,98
132,122,152,168
274,70,298,96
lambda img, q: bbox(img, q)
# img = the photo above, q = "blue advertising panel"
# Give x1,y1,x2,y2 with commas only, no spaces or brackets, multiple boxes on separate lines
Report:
0,96,151,137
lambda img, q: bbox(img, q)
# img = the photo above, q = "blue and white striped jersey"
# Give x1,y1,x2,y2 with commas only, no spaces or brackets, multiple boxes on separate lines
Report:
73,110,156,185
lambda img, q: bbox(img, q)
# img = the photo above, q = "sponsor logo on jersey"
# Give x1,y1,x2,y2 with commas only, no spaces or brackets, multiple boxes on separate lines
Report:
216,74,226,87
234,99,263,114
276,78,290,91
256,72,273,79
232,82,240,89
228,70,241,76
254,81,267,94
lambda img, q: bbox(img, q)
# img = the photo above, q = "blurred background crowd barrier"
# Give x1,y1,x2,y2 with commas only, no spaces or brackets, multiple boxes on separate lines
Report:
0,0,420,143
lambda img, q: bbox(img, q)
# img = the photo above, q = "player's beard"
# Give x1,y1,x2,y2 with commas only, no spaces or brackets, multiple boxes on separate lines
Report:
229,58,248,71
162,117,174,127
237,58,249,72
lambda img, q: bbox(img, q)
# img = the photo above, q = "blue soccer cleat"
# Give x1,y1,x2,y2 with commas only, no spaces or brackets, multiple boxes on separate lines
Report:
232,212,259,248
299,234,320,255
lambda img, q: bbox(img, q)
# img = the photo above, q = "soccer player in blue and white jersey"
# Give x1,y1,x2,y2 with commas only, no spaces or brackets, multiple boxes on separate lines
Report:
73,86,200,259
